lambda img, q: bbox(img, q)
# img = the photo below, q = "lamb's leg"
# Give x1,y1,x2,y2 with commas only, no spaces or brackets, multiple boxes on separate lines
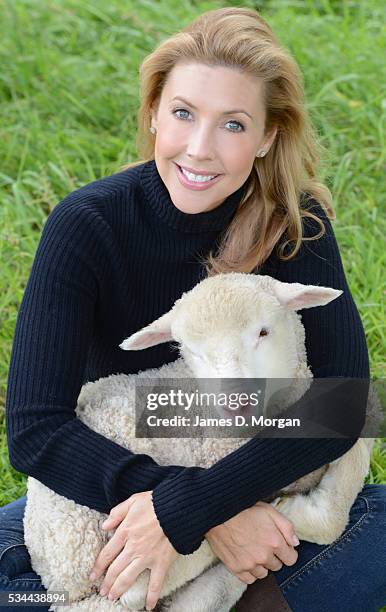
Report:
271,438,373,544
159,562,247,612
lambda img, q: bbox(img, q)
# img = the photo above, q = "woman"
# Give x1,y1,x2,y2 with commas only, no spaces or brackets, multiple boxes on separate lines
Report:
3,7,385,612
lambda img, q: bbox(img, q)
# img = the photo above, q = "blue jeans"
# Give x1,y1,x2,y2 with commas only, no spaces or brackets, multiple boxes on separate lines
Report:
0,485,385,612
0,495,48,612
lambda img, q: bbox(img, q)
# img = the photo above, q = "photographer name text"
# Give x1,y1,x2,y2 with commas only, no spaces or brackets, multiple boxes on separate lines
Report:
146,415,301,429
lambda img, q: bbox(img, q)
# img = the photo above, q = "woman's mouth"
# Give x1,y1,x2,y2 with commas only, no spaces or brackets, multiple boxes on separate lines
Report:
174,163,223,191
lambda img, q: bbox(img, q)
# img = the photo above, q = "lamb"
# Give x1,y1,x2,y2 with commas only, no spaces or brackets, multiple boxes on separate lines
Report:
23,272,376,612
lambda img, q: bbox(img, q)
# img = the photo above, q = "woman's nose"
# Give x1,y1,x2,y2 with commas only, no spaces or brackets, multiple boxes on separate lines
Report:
186,124,216,160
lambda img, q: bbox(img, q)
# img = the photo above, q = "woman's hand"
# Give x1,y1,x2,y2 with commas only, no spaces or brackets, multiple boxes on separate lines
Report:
89,491,178,610
205,501,299,584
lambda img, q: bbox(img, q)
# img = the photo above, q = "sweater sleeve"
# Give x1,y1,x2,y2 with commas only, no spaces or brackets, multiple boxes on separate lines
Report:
275,200,369,379
5,196,185,513
151,200,370,555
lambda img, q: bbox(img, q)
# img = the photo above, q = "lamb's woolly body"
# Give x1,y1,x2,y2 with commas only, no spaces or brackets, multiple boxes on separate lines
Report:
23,273,375,612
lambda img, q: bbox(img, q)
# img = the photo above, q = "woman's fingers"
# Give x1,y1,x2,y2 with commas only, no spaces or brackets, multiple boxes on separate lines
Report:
255,554,283,578
90,529,126,580
90,500,135,579
255,501,299,567
146,563,169,610
101,516,117,530
273,542,298,567
249,565,269,580
101,499,133,530
270,510,300,548
103,558,168,609
256,501,299,547
99,548,134,596
105,558,146,602
236,558,281,585
90,490,177,609
236,570,259,584
263,555,283,572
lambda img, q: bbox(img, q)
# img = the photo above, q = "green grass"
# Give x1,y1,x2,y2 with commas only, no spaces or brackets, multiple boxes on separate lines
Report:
0,0,385,609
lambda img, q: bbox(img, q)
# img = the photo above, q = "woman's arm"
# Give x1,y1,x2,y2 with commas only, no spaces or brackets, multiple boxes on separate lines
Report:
151,200,370,555
5,195,185,514
275,199,369,379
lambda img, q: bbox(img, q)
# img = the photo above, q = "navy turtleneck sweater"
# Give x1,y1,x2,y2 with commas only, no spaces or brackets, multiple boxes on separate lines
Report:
5,160,369,554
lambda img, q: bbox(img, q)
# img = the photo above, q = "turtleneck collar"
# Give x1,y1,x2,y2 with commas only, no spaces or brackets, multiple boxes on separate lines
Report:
140,159,247,234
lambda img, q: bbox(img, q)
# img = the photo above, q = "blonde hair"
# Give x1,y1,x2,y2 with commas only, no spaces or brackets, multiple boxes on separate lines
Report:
121,6,334,275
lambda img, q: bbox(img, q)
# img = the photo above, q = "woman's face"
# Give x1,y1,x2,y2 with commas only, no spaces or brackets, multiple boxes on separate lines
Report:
150,62,277,214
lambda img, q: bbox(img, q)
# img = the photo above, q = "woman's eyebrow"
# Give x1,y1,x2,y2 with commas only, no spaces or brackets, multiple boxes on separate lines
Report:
170,96,253,120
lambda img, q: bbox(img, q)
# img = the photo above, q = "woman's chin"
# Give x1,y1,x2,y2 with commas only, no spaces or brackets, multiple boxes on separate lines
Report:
171,199,212,214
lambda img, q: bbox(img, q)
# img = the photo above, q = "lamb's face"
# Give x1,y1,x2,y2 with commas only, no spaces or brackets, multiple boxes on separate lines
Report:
173,275,301,379
120,272,342,382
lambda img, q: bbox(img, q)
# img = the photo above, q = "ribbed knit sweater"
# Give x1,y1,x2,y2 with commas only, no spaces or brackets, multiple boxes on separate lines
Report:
5,159,369,555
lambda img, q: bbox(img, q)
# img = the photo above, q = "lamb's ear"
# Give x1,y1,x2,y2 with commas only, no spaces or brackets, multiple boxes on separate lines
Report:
119,309,176,351
272,280,343,311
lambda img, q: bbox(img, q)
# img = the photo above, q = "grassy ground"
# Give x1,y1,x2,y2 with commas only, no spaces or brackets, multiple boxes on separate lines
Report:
0,0,385,609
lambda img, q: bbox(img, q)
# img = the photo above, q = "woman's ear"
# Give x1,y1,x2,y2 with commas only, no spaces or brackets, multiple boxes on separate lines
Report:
263,125,278,155
150,99,160,131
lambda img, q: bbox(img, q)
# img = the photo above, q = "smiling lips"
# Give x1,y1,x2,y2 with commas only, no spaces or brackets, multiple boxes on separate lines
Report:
178,164,221,176
175,163,223,190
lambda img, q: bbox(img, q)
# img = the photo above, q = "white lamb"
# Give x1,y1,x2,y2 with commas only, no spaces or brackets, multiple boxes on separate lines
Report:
23,273,376,612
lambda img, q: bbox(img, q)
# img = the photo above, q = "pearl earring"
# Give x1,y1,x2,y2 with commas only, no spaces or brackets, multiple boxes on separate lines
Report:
149,127,156,135
256,150,266,158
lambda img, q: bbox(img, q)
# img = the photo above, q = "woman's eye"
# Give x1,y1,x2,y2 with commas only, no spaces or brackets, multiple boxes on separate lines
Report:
173,108,191,120
225,120,244,132
172,108,245,132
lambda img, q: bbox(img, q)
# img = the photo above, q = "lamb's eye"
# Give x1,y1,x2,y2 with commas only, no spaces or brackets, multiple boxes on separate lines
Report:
259,327,269,337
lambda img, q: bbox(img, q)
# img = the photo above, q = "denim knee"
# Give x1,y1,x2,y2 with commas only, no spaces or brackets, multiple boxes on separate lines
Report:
0,496,43,585
275,483,386,612
360,483,386,512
